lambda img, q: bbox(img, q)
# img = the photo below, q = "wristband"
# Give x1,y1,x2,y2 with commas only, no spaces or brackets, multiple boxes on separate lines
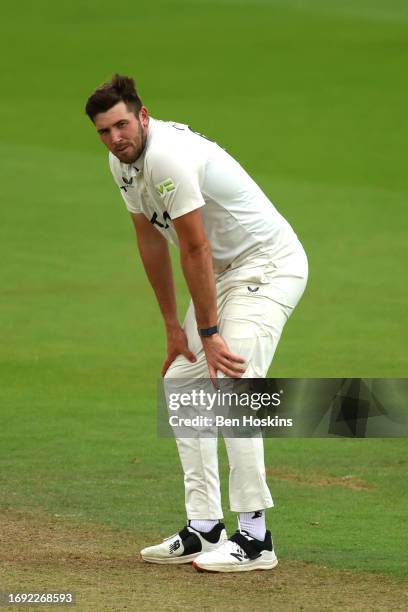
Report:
198,325,219,337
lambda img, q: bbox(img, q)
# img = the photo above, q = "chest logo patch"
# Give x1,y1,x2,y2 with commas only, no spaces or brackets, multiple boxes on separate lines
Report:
120,176,135,192
155,178,175,197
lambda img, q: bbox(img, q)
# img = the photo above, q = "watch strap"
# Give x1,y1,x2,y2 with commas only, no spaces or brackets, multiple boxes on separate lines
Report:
198,325,219,337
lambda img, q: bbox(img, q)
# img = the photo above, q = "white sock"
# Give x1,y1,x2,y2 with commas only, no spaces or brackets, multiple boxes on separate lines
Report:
239,510,266,541
189,519,218,533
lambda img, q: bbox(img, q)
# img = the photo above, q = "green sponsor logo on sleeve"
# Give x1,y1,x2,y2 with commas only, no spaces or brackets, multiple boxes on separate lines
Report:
155,178,175,197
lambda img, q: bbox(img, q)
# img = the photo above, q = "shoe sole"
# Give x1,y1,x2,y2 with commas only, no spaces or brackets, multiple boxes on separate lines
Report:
141,552,200,564
192,558,278,573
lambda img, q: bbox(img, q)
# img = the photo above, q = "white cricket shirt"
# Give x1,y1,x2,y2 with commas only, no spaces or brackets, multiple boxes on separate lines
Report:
109,118,304,276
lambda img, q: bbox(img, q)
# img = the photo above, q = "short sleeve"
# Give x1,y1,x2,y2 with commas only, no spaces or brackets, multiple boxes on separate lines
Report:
108,153,142,214
145,148,205,220
118,187,142,214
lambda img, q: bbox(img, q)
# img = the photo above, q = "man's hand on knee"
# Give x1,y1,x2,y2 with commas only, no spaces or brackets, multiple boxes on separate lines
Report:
202,333,246,381
162,324,197,376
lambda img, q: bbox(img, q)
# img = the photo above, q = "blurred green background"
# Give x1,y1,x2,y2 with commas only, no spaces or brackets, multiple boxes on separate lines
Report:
1,0,407,581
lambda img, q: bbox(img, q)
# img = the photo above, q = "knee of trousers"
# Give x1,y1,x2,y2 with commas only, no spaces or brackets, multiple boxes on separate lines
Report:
164,354,208,379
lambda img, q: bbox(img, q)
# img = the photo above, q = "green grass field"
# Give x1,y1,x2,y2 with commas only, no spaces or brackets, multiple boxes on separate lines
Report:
1,1,407,610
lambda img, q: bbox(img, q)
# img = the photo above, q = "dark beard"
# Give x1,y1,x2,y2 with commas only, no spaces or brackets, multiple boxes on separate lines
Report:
120,120,147,164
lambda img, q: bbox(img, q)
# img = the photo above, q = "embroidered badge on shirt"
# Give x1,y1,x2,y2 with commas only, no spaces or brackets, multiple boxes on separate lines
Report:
155,178,175,197
120,176,135,192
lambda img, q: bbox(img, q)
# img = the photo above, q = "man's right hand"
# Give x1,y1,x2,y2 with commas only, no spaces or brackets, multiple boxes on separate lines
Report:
161,324,197,377
201,333,246,380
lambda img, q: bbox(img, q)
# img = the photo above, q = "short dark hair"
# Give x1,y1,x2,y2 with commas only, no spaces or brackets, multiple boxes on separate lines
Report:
85,74,143,122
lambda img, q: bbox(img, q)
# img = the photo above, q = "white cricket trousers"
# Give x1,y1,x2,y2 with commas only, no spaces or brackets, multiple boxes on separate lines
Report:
164,246,308,519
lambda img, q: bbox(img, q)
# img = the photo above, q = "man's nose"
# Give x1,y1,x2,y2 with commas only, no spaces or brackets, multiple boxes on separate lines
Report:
111,129,122,144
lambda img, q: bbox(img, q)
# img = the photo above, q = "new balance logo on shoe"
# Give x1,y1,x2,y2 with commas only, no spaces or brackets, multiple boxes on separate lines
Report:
230,552,247,562
169,540,181,554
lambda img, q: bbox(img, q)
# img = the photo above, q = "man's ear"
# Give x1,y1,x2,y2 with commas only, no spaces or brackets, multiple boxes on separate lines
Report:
139,106,149,129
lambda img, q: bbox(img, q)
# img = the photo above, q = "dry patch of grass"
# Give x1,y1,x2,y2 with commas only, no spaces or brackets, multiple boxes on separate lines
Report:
266,467,375,491
1,508,406,611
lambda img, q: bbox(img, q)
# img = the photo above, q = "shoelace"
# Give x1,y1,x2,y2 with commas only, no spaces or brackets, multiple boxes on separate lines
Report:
217,540,246,557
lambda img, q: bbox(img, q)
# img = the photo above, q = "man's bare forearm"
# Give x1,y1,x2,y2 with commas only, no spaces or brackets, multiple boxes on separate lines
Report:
180,240,217,329
137,237,179,330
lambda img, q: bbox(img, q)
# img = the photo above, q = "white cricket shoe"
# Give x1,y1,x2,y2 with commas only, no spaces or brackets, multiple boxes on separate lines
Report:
141,522,228,564
192,529,278,572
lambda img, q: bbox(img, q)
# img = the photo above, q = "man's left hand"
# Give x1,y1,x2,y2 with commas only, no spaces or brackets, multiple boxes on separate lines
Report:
201,333,246,380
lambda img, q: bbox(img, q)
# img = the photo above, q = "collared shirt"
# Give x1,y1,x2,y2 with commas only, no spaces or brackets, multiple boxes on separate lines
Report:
109,118,304,275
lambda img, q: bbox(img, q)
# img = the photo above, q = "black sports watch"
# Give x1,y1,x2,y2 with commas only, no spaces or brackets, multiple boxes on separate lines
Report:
198,325,219,337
